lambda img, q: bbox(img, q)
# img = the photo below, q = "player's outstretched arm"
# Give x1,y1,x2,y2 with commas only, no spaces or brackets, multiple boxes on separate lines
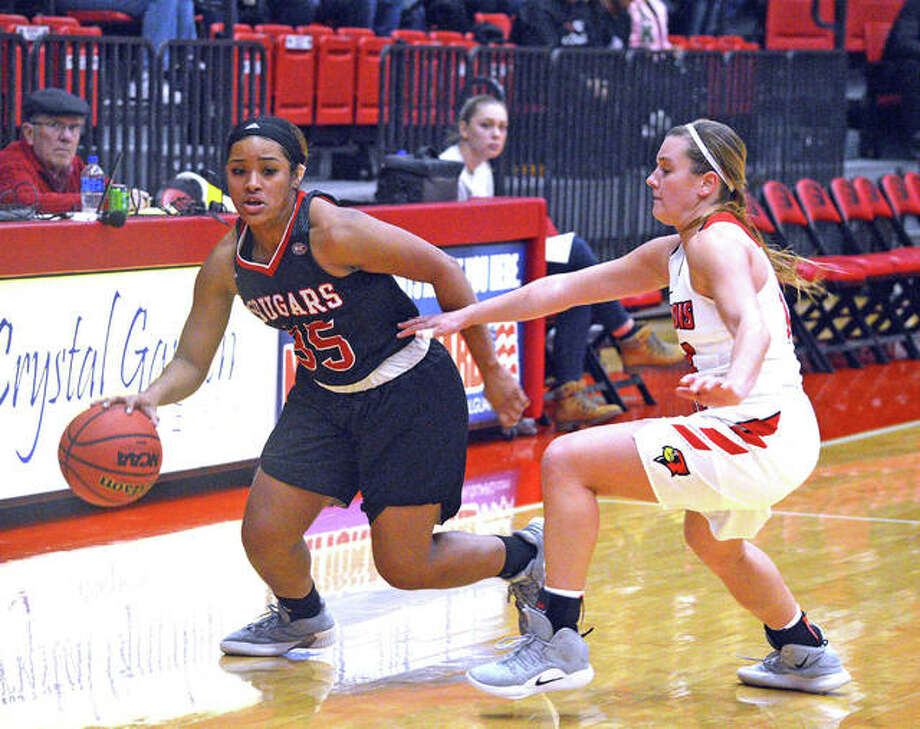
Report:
102,233,238,421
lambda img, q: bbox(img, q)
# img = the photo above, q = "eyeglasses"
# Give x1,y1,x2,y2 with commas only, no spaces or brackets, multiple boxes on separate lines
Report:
31,120,85,135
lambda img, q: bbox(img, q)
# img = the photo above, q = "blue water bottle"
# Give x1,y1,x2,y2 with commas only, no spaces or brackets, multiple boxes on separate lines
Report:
80,155,106,214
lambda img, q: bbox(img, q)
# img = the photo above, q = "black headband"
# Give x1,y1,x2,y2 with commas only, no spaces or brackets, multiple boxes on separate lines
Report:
226,116,306,166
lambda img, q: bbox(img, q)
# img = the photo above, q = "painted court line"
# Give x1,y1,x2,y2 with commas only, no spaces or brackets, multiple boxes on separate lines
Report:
596,498,920,527
772,510,920,526
821,419,920,447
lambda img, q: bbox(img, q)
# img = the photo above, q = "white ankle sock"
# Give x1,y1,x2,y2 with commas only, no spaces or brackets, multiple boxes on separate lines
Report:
543,585,584,599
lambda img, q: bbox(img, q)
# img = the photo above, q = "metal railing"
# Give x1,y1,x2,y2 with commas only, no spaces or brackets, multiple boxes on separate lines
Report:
3,35,847,259
378,45,848,258
2,34,266,195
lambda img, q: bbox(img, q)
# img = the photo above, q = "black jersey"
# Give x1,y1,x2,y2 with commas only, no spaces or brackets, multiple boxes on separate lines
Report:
234,190,420,388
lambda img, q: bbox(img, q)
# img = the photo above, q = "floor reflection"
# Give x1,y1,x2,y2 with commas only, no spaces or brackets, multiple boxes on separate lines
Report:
1,423,918,727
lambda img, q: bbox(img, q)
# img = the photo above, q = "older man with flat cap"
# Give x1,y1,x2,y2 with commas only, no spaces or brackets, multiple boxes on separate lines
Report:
0,87,150,215
0,88,96,214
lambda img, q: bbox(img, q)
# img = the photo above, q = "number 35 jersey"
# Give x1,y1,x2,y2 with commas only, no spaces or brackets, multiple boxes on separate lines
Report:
234,189,420,389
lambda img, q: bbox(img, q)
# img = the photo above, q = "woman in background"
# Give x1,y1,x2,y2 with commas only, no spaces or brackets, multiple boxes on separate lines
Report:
441,94,684,430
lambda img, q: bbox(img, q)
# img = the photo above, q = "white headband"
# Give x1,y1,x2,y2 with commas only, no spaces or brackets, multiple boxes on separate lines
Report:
685,123,735,193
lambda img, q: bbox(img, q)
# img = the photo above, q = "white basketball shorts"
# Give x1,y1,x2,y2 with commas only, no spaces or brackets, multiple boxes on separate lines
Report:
632,389,820,540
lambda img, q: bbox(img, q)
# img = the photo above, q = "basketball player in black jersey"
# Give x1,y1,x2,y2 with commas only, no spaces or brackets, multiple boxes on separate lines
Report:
104,116,545,657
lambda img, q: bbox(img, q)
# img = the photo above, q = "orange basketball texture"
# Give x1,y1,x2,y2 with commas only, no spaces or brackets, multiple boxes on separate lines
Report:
58,403,162,507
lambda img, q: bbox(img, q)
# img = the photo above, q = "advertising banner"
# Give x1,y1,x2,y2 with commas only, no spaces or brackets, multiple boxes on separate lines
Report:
0,268,278,501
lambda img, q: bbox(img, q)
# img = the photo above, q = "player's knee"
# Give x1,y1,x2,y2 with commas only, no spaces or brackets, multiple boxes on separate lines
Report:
375,557,428,590
240,511,284,559
541,436,579,487
683,513,742,569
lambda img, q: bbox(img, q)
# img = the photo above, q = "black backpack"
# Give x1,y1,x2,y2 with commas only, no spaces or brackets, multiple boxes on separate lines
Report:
375,148,464,204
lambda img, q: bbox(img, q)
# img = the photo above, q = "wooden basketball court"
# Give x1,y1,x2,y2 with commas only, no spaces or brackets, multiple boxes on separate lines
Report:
1,361,919,729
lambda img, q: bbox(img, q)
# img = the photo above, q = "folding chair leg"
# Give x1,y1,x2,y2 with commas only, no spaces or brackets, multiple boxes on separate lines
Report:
585,333,657,408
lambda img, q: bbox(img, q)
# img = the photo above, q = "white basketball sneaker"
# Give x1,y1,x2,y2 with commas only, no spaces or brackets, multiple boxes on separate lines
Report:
220,602,335,656
737,640,851,694
466,606,594,699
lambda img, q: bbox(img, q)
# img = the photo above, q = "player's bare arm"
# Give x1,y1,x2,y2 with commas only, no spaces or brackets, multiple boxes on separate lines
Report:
310,199,529,425
398,233,677,339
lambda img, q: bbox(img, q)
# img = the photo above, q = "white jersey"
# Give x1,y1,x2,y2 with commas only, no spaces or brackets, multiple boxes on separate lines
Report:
439,144,494,200
668,212,802,398
633,213,819,540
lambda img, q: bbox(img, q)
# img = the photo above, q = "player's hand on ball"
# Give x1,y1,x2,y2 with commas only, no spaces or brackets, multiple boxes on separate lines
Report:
96,394,159,425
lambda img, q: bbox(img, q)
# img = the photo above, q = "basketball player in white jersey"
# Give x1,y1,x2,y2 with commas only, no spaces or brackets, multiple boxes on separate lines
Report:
398,118,851,697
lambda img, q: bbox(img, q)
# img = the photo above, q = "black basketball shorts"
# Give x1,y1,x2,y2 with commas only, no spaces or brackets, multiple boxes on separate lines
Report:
259,340,469,523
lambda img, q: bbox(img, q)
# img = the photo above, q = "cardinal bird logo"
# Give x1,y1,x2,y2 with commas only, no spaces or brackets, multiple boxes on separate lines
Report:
654,445,690,477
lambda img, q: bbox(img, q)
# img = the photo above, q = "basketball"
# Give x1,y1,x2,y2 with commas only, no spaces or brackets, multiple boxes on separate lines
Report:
58,403,162,507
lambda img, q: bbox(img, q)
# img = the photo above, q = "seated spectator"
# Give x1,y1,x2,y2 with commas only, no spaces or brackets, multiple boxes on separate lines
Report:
0,88,150,215
57,0,197,64
266,0,404,35
882,0,920,159
0,88,89,214
510,0,622,47
670,0,764,41
615,0,671,50
440,94,684,429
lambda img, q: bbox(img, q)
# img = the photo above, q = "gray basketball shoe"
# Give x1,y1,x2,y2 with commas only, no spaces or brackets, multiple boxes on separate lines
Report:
220,602,336,656
506,517,544,633
467,606,594,699
737,641,851,694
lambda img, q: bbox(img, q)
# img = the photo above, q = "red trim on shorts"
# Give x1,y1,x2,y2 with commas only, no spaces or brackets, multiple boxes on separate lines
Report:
673,424,710,449
700,427,748,454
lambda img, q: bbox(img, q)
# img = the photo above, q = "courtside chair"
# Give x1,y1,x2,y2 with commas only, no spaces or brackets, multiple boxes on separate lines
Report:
761,180,877,368
830,177,920,359
747,192,834,372
796,178,908,363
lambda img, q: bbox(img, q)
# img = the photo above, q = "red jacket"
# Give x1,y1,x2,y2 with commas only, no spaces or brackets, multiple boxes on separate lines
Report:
0,140,85,214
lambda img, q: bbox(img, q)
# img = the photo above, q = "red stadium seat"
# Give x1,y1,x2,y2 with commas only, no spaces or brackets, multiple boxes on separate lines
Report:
232,30,272,121
429,30,465,43
315,34,355,125
70,25,102,36
0,14,29,25
853,176,915,248
801,177,918,361
355,35,391,125
446,38,478,51
668,34,688,48
906,172,920,203
879,173,920,231
64,10,138,34
765,0,834,50
474,12,512,41
337,26,374,38
210,22,252,38
254,24,296,39
296,24,334,37
745,193,777,235
687,35,718,50
747,189,829,371
391,29,429,43
844,0,903,54
714,35,747,51
833,176,920,357
272,32,316,125
31,15,80,33
761,180,878,369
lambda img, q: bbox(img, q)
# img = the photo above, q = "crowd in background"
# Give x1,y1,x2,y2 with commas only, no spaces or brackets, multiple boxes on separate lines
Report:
0,2,777,57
